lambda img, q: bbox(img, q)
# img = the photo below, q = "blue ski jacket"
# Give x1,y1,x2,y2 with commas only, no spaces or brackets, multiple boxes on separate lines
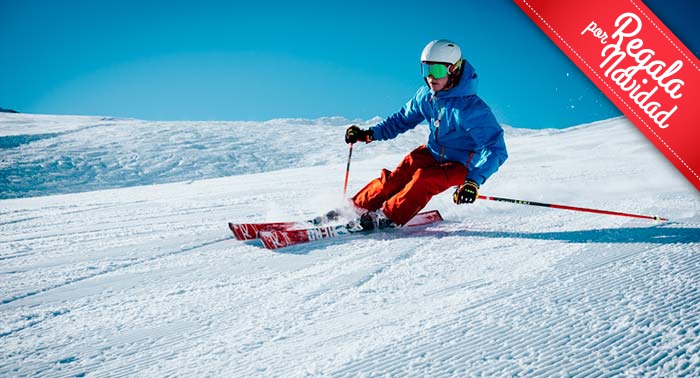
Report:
370,61,508,186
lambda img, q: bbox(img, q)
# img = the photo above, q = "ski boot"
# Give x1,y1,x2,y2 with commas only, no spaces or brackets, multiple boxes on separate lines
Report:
358,210,396,231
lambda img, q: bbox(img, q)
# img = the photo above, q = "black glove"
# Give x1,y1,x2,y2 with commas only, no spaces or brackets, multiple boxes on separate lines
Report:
345,125,373,144
453,180,479,204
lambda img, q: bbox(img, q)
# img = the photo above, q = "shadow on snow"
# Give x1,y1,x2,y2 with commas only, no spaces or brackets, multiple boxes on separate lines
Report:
427,223,700,245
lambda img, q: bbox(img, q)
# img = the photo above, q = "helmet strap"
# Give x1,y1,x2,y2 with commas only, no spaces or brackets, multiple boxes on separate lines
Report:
450,58,463,75
445,59,464,89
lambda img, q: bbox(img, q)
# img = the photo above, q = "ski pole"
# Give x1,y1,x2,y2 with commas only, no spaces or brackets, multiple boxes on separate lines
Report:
343,143,354,198
478,195,668,221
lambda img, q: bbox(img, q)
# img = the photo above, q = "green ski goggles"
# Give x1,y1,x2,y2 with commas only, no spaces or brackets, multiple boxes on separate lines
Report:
421,62,450,79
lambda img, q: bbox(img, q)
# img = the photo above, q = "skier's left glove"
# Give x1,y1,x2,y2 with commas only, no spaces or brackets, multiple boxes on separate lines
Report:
345,125,373,144
453,180,479,204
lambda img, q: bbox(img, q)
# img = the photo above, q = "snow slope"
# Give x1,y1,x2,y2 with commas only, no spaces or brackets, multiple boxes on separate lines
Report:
1,113,699,376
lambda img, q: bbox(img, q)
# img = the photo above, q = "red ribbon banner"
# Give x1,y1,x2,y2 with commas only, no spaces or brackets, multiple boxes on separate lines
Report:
514,0,700,191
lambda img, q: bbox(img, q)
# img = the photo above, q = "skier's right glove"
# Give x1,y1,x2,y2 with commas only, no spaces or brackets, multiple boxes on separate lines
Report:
345,125,373,144
453,180,479,204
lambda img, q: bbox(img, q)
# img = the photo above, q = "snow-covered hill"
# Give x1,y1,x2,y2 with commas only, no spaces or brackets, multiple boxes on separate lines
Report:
1,113,699,376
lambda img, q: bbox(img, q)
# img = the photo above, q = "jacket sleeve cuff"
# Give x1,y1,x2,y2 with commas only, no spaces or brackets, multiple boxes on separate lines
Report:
466,175,484,187
369,126,382,141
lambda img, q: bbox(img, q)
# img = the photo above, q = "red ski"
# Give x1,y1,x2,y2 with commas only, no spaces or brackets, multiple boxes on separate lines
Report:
259,210,443,250
228,221,299,241
228,210,343,241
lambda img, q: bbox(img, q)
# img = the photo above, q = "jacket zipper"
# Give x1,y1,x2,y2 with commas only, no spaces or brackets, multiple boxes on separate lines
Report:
434,97,445,162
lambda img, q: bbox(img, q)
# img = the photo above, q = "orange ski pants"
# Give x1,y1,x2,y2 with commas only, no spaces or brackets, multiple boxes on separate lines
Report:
352,145,468,225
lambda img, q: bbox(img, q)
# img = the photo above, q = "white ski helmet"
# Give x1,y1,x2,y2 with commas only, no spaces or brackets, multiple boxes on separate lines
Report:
421,39,462,66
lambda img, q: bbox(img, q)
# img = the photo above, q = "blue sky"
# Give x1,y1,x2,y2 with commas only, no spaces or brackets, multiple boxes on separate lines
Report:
1,0,698,129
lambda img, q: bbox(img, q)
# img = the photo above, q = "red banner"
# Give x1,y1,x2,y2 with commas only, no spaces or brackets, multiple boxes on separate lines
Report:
514,0,700,191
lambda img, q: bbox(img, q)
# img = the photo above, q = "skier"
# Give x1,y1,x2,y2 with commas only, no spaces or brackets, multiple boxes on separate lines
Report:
345,39,508,230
